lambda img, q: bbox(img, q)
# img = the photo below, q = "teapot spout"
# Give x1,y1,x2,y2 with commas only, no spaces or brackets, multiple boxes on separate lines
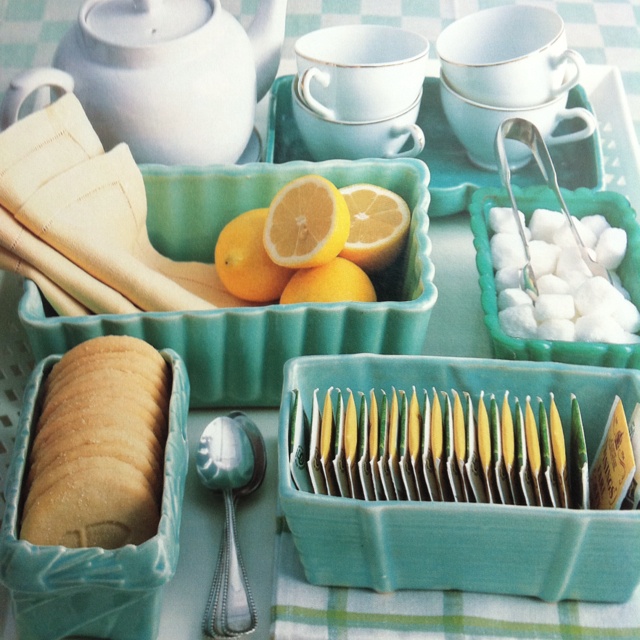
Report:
247,0,288,102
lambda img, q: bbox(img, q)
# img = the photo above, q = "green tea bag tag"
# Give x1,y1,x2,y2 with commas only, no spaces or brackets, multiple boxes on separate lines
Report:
368,389,386,501
443,390,466,501
569,394,589,509
289,389,313,492
590,396,635,510
307,388,328,495
421,389,441,501
463,391,487,503
356,391,377,501
319,387,340,496
490,393,513,505
549,393,569,508
399,389,420,500
514,397,537,506
377,390,398,500
538,397,559,507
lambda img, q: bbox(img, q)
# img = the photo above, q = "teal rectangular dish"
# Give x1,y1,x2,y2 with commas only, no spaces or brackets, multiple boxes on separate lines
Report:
266,76,604,217
278,353,640,602
470,185,640,367
0,348,190,640
17,159,437,408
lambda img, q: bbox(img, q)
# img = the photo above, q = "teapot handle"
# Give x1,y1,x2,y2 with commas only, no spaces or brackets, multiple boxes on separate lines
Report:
0,67,75,131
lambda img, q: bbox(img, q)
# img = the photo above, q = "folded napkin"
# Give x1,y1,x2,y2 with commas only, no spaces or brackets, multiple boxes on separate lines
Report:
0,93,248,314
272,529,640,639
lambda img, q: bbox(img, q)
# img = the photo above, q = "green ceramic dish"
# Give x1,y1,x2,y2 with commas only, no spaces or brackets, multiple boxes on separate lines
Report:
470,185,640,367
278,353,640,602
266,76,604,217
18,159,437,408
0,348,190,640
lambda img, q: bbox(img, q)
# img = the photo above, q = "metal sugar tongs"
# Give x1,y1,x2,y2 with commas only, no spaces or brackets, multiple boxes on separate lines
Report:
494,117,611,301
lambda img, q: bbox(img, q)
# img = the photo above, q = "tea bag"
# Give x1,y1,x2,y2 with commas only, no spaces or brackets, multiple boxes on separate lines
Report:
590,396,635,510
307,389,328,495
524,396,544,506
387,388,406,500
399,389,420,500
377,391,398,500
501,391,520,505
343,389,364,500
431,388,453,501
319,387,340,496
368,390,386,501
569,394,589,509
463,391,486,503
451,390,469,502
538,397,559,507
490,394,513,505
421,389,441,501
549,393,569,508
357,391,377,501
477,391,499,503
514,397,537,506
443,391,466,501
288,389,313,492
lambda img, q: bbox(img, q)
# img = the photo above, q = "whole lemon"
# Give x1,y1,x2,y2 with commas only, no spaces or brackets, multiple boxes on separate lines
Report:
280,257,377,304
215,208,295,302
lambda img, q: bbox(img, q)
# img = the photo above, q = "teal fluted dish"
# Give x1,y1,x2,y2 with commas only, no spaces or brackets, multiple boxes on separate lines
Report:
0,349,190,640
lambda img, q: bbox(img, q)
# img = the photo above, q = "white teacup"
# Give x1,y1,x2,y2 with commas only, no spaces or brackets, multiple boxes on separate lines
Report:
439,74,597,170
291,80,425,161
436,5,585,108
295,24,429,122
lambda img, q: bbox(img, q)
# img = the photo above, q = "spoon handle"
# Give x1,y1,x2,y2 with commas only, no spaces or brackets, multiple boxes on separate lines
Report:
203,490,257,638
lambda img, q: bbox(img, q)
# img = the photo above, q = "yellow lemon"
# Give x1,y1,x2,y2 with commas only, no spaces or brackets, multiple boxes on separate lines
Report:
264,174,351,269
214,208,295,302
338,183,411,272
280,257,377,304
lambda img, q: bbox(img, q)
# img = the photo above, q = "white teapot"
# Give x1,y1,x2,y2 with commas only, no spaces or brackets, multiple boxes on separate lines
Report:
0,0,288,165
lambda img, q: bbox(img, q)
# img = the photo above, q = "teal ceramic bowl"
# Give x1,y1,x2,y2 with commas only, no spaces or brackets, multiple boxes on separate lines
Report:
278,353,640,602
470,186,640,367
18,159,436,408
0,349,190,640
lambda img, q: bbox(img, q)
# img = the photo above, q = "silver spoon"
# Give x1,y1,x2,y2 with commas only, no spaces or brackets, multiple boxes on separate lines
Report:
196,412,267,638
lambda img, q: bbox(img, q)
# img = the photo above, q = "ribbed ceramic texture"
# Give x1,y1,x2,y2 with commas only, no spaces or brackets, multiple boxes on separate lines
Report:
470,186,640,367
278,354,640,602
0,349,190,640
18,160,436,408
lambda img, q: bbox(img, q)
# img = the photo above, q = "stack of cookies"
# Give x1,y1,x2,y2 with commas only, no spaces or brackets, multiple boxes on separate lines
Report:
19,335,171,549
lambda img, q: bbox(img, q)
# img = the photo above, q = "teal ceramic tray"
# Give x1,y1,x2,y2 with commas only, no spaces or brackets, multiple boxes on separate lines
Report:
18,159,437,408
0,348,190,640
470,186,640,367
266,75,604,217
278,353,640,602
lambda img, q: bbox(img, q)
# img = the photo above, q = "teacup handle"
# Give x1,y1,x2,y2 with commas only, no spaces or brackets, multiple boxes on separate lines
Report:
551,49,585,99
298,67,336,120
0,67,75,131
385,124,425,159
546,107,597,146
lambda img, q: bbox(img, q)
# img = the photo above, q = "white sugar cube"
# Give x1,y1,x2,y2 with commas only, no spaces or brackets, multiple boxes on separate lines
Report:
491,232,527,270
489,207,529,235
612,298,640,334
595,226,627,270
574,276,625,317
575,314,626,343
534,294,575,323
498,287,534,310
495,266,521,292
498,305,538,339
622,332,640,344
536,273,571,295
555,247,592,291
581,214,610,238
552,216,597,249
537,318,576,342
529,208,565,242
529,240,561,276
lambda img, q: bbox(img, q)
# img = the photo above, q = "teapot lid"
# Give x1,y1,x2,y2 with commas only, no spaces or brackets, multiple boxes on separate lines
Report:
84,0,213,46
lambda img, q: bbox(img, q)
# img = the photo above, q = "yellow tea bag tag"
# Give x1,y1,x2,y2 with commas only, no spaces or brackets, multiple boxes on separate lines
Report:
490,393,512,505
377,390,398,500
443,391,465,501
514,397,537,506
399,389,420,500
501,391,520,504
525,396,543,506
387,388,406,499
569,394,589,509
477,391,498,504
319,387,340,496
307,388,328,495
464,391,487,503
451,389,469,502
368,389,386,501
431,387,452,501
538,397,559,507
342,389,364,500
289,389,313,493
421,389,441,501
549,393,569,508
356,391,376,501
590,396,635,510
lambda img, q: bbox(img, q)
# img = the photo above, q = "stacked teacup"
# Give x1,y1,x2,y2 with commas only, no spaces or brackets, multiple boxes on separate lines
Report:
292,24,430,161
436,5,596,170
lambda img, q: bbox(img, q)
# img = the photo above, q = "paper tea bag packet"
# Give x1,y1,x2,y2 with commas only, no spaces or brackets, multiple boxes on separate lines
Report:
377,391,398,500
549,393,569,508
288,389,314,493
444,391,466,502
622,403,640,509
398,389,421,500
477,391,500,503
514,397,537,506
501,391,520,505
328,389,351,498
421,390,441,501
431,388,454,501
356,391,377,501
368,390,386,501
569,394,589,509
387,389,407,500
589,396,635,510
490,393,512,505
307,389,329,495
463,391,486,503
537,398,559,507
342,389,364,500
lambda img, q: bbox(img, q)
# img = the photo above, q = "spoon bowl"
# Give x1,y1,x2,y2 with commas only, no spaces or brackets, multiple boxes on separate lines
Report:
196,412,267,638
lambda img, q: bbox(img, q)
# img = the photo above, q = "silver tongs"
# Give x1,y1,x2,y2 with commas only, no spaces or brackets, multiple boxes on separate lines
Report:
494,117,611,300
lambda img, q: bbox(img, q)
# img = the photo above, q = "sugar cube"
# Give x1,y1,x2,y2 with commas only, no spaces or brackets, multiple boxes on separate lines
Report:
595,227,627,270
495,266,521,292
555,247,592,291
574,314,627,343
580,214,610,238
488,207,529,235
529,208,565,243
529,240,561,276
490,232,527,270
536,273,571,295
552,217,597,250
573,276,625,317
612,298,640,334
498,305,538,339
537,318,576,342
533,294,575,323
498,287,534,310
